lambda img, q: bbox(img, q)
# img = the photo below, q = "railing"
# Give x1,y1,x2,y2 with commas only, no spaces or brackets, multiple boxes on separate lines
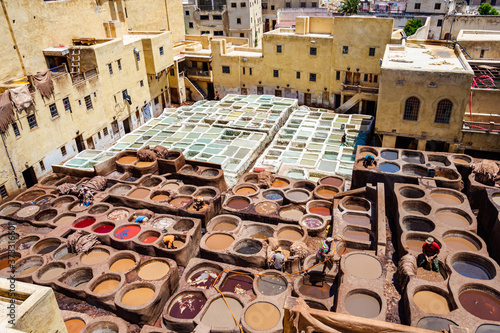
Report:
71,68,98,85
49,64,68,78
342,83,379,94
186,68,211,77
463,120,500,133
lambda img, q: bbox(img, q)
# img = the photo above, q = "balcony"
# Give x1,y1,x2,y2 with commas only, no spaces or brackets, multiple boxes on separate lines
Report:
71,68,98,85
185,68,213,81
341,83,379,94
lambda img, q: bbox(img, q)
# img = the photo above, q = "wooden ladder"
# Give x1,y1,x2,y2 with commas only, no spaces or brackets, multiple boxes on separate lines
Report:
70,48,81,74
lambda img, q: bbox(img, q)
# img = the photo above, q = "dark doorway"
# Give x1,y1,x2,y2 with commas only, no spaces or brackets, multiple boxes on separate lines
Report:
22,167,38,188
334,94,341,109
275,89,282,97
123,117,131,134
425,140,448,152
75,134,85,152
395,136,418,149
257,86,263,95
207,82,215,100
202,62,209,71
353,72,361,85
241,88,248,95
304,93,312,106
365,101,376,116
86,138,95,150
171,88,179,103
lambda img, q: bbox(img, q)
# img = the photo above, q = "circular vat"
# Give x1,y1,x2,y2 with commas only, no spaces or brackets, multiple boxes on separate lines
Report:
404,233,441,253
114,225,141,240
285,189,311,204
402,216,435,232
292,180,317,192
344,253,382,279
452,154,472,165
380,149,398,160
73,216,96,229
201,297,243,329
399,186,425,199
379,162,400,173
277,226,304,241
341,197,371,212
51,196,75,208
150,190,171,202
413,288,453,314
15,235,40,251
443,230,482,252
17,190,45,202
168,291,206,319
32,238,61,255
173,219,194,232
64,317,86,333
120,283,156,307
162,181,182,191
15,256,44,276
80,248,110,266
36,262,66,282
140,176,162,188
343,226,373,243
402,151,424,164
344,290,382,318
244,301,281,331
318,176,344,188
256,274,287,296
307,200,331,217
233,183,259,196
241,173,259,184
88,204,110,215
138,259,170,280
402,200,431,216
254,201,279,215
0,251,20,270
0,202,21,215
201,168,220,178
68,201,90,212
34,195,55,205
314,185,339,200
300,214,324,230
450,253,495,280
359,147,379,158
177,185,197,195
271,177,290,188
116,154,138,165
205,233,234,250
402,164,428,177
92,222,116,234
16,205,40,218
210,214,240,232
343,212,372,228
107,209,129,221
54,246,78,261
157,234,186,250
40,174,64,186
128,187,151,200
194,187,218,200
430,189,464,206
169,196,192,208
109,184,132,196
417,317,458,331
149,216,175,230
241,224,274,240
435,208,472,228
90,273,121,295
279,205,306,221
297,274,334,299
477,324,500,333
53,213,77,226
82,321,118,333
109,253,137,273
137,230,160,244
262,189,284,202
221,272,254,294
233,238,263,255
434,168,460,181
459,286,500,321
186,264,221,289
427,154,450,167
225,196,251,211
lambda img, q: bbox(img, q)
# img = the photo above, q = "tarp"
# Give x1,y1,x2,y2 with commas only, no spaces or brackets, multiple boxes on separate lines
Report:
32,69,54,98
0,91,14,133
9,85,34,112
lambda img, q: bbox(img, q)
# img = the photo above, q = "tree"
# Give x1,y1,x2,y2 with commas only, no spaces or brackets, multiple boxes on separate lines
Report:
339,0,360,15
478,3,499,15
404,18,424,37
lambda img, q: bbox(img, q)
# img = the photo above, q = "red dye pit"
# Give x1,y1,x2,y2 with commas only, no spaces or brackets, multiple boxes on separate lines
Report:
74,218,96,228
142,236,159,243
94,224,115,234
114,226,141,240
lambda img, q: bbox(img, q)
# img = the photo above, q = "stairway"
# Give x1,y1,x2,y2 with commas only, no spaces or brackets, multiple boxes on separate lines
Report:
184,76,207,100
70,48,81,74
335,93,362,114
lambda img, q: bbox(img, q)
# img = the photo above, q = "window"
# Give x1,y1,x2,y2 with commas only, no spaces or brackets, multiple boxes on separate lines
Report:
403,97,420,121
301,2,306,7
103,127,109,136
374,75,378,83
243,67,246,75
435,99,453,124
249,67,252,75
369,47,375,56
241,2,246,7
27,114,37,129
135,52,140,62
213,15,222,20
480,49,485,58
200,15,209,20
240,33,245,37
364,74,369,81
140,80,144,87
231,2,237,7
271,5,275,9
159,46,164,56
342,46,349,54
98,131,101,140
310,47,317,55
185,10,189,15
12,122,20,137
214,30,223,36
49,103,58,118
437,19,443,27
296,71,301,79
116,59,121,71
262,3,268,9
189,22,194,28
0,185,7,199
434,3,441,9
414,3,421,9
39,160,45,172
237,18,241,24
336,71,341,80
285,2,291,7
108,63,113,75
61,145,67,156
309,73,316,82
84,95,93,110
273,69,279,77
222,66,230,74
277,45,282,53
312,2,317,7
201,31,210,35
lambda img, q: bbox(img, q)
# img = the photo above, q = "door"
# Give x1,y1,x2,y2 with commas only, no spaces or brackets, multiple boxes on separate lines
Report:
86,138,95,150
304,93,312,106
345,72,353,85
353,72,361,85
207,82,215,100
257,86,263,95
22,167,38,188
322,91,330,107
123,117,131,134
241,88,248,95
75,134,85,152
171,88,179,103
275,89,282,97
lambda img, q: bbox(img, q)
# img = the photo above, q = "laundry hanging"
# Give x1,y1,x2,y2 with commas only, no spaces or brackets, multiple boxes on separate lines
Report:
9,85,34,112
32,69,54,98
0,91,15,133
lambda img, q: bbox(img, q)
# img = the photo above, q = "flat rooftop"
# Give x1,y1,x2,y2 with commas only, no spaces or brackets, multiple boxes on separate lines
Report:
458,30,500,42
382,43,467,72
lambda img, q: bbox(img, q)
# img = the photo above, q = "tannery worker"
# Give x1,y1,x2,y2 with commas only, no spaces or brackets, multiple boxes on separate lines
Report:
417,237,441,273
270,247,286,272
133,215,149,223
162,234,180,249
363,154,376,167
193,196,206,211
341,133,347,146
79,187,94,207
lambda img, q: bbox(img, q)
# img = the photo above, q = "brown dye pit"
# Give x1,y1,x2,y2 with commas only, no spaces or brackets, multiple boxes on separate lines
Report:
55,215,76,226
65,318,86,333
118,156,137,164
0,204,20,215
187,268,218,289
343,214,371,228
255,201,278,215
453,158,469,164
416,267,445,282
277,229,302,240
280,208,304,220
271,179,289,188
0,255,20,270
59,253,77,260
287,190,310,202
18,265,41,276
213,222,237,231
52,197,74,208
122,287,154,306
316,189,337,198
320,177,343,187
459,289,500,321
110,186,131,196
138,261,170,280
430,193,461,206
169,293,206,319
221,275,254,294
136,161,154,167
344,229,372,242
344,254,382,279
162,183,180,191
206,234,234,250
128,189,150,199
93,279,120,294
250,233,269,240
151,194,170,202
299,277,333,299
16,206,40,217
245,302,281,331
110,259,136,273
345,293,380,318
81,250,109,265
227,198,250,210
413,291,451,314
236,187,257,195
37,244,60,254
169,197,191,208
435,211,469,228
107,209,128,221
406,239,424,252
18,191,44,201
40,267,65,281
444,236,478,251
309,206,330,216
344,204,369,212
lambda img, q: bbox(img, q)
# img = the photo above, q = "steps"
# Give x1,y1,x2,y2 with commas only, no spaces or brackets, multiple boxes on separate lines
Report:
335,93,361,114
184,76,207,100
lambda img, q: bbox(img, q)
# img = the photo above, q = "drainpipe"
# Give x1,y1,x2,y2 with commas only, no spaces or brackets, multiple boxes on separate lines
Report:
0,0,26,76
1,134,21,188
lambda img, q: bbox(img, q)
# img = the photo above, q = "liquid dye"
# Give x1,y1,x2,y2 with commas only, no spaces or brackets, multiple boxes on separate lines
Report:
64,318,86,333
245,302,280,331
107,209,129,221
151,194,169,202
169,197,191,208
277,229,302,240
213,222,237,231
380,150,398,160
74,218,96,229
235,187,257,195
430,192,462,206
417,317,457,331
344,254,382,279
343,214,371,227
93,224,115,234
345,293,380,318
37,244,60,254
320,177,343,187
344,229,372,242
141,236,158,243
128,188,150,199
0,255,20,270
93,279,120,294
81,250,109,265
117,156,137,164
280,208,304,220
436,211,469,227
263,192,283,201
222,275,254,294
304,217,323,228
201,298,242,328
309,206,330,216
316,189,337,198
114,226,141,240
452,261,491,280
169,293,206,319
110,258,136,273
40,267,65,281
287,190,309,201
444,236,478,252
18,265,41,276
459,290,500,321
257,276,287,296
138,261,170,280
206,234,234,250
121,287,155,306
55,215,76,226
413,291,451,314
255,201,278,215
379,163,400,173
136,161,154,167
271,180,289,188
187,269,218,289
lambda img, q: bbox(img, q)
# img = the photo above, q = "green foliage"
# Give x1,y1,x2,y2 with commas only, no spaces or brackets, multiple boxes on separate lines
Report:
404,18,424,37
478,3,499,15
340,0,360,15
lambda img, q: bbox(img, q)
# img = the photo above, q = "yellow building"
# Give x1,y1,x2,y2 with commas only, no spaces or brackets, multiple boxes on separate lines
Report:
375,40,474,152
211,16,397,113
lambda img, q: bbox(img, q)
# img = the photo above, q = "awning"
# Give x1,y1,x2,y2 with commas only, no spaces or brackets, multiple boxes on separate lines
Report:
43,47,70,57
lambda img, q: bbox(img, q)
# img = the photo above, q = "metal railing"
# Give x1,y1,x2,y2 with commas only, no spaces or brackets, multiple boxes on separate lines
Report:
342,83,379,94
186,68,211,77
71,67,98,85
463,120,500,133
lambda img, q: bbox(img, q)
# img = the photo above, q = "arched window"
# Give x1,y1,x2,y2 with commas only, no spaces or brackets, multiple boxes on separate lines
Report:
434,99,453,124
403,97,420,121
